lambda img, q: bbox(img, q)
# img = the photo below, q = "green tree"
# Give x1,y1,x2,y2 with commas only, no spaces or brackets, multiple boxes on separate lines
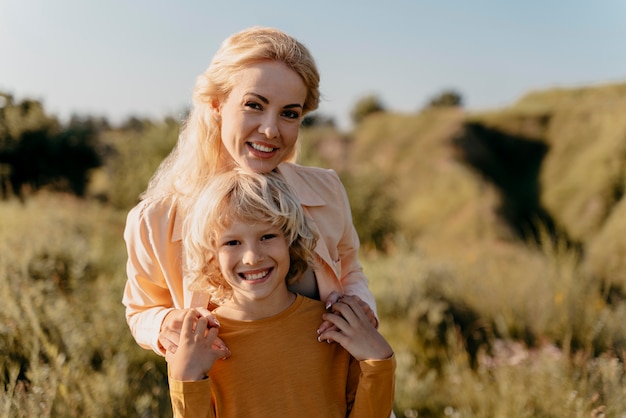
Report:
426,89,463,108
301,113,336,128
0,94,104,199
104,118,179,209
351,94,385,125
341,168,397,252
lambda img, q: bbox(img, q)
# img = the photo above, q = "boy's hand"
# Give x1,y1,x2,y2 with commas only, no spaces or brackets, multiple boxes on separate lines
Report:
160,308,229,356
318,295,393,361
166,309,231,381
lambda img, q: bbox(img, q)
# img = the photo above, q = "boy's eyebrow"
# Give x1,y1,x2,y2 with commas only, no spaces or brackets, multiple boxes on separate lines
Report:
248,93,303,109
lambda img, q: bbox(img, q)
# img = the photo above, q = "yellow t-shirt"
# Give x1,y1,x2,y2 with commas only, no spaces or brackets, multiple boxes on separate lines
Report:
169,295,395,417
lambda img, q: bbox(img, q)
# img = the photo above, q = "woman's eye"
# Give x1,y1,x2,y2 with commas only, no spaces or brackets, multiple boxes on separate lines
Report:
245,101,262,110
282,110,300,119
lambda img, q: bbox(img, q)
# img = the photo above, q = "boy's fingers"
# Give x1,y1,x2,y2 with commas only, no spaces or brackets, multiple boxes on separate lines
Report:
195,316,209,335
212,336,230,355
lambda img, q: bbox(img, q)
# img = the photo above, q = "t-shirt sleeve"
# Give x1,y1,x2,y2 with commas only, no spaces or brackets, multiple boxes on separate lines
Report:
169,377,214,418
347,355,396,418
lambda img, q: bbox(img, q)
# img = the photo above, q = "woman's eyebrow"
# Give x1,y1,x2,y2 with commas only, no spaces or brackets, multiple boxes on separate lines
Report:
248,93,303,109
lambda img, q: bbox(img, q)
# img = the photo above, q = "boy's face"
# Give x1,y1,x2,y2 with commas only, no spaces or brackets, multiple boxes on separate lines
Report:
216,217,291,303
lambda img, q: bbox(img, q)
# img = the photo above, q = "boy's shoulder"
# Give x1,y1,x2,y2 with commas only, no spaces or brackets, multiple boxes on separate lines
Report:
297,294,326,310
289,294,328,321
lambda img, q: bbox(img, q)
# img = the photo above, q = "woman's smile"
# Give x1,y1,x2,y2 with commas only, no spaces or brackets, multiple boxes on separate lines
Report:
247,141,278,156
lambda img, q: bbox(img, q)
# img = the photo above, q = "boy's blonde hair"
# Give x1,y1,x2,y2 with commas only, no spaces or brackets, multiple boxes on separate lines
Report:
183,168,318,304
141,26,320,211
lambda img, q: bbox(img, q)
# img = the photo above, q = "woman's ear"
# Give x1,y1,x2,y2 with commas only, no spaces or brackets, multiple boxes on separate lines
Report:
209,98,222,122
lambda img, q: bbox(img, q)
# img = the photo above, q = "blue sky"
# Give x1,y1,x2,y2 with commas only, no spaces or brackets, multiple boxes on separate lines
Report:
1,0,625,129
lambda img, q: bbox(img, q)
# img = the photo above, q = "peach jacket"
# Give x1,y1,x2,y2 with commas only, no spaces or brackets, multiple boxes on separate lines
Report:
122,162,376,355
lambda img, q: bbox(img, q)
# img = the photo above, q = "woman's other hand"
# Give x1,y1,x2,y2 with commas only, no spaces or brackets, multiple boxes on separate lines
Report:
160,308,229,357
165,309,231,381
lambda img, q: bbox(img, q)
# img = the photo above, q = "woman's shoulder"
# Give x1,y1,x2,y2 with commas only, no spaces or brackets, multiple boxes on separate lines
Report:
278,162,342,190
279,161,337,178
125,195,180,233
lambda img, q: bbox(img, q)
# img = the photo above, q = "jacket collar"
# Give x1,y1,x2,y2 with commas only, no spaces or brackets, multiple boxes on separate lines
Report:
276,162,326,207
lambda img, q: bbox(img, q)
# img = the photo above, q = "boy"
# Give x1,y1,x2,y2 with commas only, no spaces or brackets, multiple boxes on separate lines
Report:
166,169,395,417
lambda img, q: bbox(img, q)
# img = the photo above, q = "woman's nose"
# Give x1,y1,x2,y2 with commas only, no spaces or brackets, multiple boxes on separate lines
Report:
264,126,279,139
260,116,279,139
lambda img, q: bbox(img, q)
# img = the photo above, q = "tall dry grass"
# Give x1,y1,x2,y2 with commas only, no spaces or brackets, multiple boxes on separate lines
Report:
366,237,626,417
0,193,171,418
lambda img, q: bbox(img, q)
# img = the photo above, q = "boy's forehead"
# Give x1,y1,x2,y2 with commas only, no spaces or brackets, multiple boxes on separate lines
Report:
221,212,267,227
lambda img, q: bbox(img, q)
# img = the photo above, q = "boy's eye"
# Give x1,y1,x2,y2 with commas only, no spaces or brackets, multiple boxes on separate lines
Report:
260,234,277,241
223,240,240,246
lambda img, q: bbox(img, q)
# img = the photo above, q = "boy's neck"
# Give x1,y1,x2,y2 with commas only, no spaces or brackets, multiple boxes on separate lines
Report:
216,290,297,321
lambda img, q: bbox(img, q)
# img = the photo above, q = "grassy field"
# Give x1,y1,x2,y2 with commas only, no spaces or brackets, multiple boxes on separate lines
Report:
2,194,626,417
0,193,169,417
2,81,626,417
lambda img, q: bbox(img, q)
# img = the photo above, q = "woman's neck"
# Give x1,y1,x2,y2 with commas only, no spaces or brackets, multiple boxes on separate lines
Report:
216,290,297,321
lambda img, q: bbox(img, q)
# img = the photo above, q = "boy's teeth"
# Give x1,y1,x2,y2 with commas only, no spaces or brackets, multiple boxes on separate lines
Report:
244,271,268,280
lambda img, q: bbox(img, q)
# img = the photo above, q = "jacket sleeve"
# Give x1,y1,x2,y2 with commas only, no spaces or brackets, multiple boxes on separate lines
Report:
122,201,177,355
330,170,378,315
347,355,396,418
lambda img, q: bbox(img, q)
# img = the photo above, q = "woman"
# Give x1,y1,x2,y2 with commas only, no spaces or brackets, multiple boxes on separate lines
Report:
122,26,378,356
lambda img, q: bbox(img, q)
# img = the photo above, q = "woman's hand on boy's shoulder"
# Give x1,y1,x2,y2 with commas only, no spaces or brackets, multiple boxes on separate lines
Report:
317,292,378,337
318,295,393,361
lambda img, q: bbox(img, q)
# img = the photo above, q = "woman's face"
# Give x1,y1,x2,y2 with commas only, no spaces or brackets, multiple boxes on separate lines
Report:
215,61,307,173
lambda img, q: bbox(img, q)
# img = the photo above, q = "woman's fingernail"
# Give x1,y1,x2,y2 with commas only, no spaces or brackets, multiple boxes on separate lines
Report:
317,335,322,343
325,301,332,309
214,319,220,326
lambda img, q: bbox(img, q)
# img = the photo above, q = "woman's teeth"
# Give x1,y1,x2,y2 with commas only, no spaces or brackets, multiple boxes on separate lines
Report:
250,143,275,153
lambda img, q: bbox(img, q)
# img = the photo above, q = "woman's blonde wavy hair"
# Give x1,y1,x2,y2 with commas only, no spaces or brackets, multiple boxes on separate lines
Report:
141,26,320,212
183,168,318,305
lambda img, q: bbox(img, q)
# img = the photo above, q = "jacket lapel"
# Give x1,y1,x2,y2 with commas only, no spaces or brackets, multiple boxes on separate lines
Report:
277,163,337,277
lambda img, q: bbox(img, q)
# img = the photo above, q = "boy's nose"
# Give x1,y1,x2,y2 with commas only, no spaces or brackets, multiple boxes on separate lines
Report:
242,246,262,265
